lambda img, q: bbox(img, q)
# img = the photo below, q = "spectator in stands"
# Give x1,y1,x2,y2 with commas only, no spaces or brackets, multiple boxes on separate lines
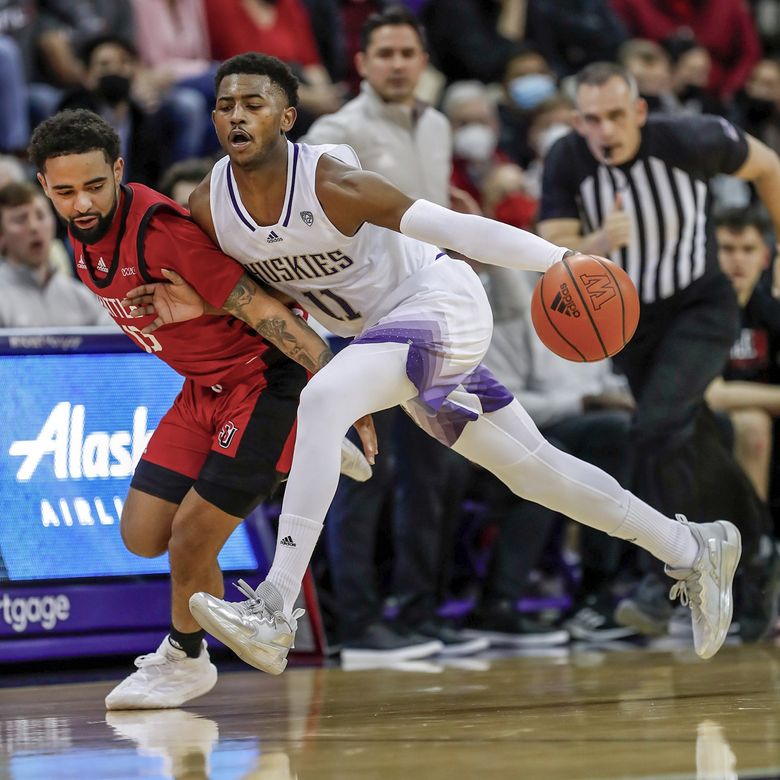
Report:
708,208,780,506
57,35,163,186
0,182,112,327
523,95,574,199
619,39,677,114
305,6,483,663
663,35,724,116
28,0,136,120
441,81,518,210
524,0,628,78
422,0,525,84
159,158,215,208
538,61,780,642
611,0,762,99
463,267,637,645
204,0,343,128
129,0,217,159
498,47,559,166
305,6,450,206
738,59,780,156
0,2,83,125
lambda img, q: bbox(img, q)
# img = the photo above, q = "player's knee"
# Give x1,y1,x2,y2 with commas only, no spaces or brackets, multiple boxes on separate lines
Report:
298,374,353,430
119,514,168,558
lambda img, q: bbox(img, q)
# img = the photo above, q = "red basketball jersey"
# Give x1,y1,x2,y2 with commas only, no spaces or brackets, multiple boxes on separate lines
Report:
71,184,282,388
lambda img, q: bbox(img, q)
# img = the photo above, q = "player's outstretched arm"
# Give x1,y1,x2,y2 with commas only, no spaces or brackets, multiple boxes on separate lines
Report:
222,274,334,374
125,269,334,374
316,155,571,272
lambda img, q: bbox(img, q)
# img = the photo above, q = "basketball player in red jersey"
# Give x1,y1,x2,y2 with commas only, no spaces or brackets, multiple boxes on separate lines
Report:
29,109,377,711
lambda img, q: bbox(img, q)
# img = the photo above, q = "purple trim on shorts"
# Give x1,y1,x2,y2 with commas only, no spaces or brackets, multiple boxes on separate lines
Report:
227,164,256,232
462,364,514,413
354,322,514,446
434,252,446,260
281,144,300,227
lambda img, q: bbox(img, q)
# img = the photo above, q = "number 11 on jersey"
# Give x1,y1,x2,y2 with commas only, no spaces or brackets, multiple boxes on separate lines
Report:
301,290,361,322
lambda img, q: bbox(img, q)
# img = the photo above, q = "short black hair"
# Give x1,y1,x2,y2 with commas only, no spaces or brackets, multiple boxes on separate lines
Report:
79,33,137,66
28,109,121,171
214,53,299,108
575,61,638,97
360,5,427,52
715,206,771,235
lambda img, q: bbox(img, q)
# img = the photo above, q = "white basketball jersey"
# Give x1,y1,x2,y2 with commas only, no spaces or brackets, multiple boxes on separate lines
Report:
209,141,444,337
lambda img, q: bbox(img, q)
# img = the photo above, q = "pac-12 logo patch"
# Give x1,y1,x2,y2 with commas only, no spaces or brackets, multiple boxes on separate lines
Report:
300,210,314,227
218,421,238,448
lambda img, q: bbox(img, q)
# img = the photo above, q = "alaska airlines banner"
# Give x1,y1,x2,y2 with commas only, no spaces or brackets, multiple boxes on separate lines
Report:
0,352,258,581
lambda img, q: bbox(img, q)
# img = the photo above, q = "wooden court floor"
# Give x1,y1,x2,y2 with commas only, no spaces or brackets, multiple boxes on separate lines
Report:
1,642,779,780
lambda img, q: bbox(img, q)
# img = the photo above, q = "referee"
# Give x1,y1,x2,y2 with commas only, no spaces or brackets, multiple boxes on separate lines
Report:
538,62,780,640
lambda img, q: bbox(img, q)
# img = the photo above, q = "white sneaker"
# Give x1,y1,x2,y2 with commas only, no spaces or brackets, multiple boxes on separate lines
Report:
190,580,304,675
106,708,219,776
339,437,372,482
104,636,217,710
665,517,742,660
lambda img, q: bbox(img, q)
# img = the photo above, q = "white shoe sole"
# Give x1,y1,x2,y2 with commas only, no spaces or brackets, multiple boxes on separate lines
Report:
697,520,741,660
189,594,289,675
104,664,218,711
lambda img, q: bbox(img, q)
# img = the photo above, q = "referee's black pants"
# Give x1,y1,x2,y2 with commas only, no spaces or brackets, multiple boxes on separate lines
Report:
613,271,769,562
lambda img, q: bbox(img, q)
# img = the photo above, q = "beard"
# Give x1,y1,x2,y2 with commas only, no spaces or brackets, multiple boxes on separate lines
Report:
68,193,119,244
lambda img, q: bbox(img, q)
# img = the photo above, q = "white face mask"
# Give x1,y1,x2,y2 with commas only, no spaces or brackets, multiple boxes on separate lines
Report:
537,122,570,157
453,123,498,162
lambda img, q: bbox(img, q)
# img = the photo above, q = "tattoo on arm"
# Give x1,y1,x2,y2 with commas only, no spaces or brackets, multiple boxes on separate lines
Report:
223,276,256,311
222,274,333,372
254,316,333,373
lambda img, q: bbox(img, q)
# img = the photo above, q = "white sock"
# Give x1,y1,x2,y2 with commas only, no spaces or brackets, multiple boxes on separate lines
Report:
266,514,323,613
611,494,699,569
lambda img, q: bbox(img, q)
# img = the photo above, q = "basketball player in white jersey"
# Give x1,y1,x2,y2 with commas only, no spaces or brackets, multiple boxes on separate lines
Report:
127,53,741,668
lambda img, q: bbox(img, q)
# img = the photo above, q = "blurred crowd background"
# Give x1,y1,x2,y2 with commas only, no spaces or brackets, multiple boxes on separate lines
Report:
2,0,780,662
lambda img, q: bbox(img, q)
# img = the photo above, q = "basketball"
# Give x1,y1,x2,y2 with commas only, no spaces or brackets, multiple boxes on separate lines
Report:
530,254,640,362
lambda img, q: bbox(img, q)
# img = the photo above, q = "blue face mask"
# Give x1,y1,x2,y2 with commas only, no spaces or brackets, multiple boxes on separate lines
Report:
508,73,557,110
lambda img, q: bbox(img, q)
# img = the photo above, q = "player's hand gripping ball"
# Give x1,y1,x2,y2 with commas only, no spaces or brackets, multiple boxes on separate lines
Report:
531,254,640,361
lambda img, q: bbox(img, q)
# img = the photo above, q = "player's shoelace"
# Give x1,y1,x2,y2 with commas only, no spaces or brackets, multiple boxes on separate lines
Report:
669,577,702,609
133,650,174,671
233,579,304,632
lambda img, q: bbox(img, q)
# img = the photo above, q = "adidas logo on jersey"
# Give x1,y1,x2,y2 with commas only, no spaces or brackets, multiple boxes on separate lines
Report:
280,536,297,547
266,231,283,243
77,256,87,269
96,257,110,274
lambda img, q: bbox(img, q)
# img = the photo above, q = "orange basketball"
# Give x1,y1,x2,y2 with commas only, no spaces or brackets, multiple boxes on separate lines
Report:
530,254,640,362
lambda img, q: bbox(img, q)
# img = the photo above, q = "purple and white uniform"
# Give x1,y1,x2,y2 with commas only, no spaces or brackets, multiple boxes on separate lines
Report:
210,140,702,633
209,141,512,444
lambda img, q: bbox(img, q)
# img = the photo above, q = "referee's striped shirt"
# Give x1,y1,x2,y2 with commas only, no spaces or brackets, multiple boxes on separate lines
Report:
539,114,749,305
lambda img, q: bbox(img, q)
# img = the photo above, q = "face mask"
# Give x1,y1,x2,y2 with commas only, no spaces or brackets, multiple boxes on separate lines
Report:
745,96,776,123
536,122,569,157
494,192,537,230
97,74,132,106
508,73,557,110
453,123,498,162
